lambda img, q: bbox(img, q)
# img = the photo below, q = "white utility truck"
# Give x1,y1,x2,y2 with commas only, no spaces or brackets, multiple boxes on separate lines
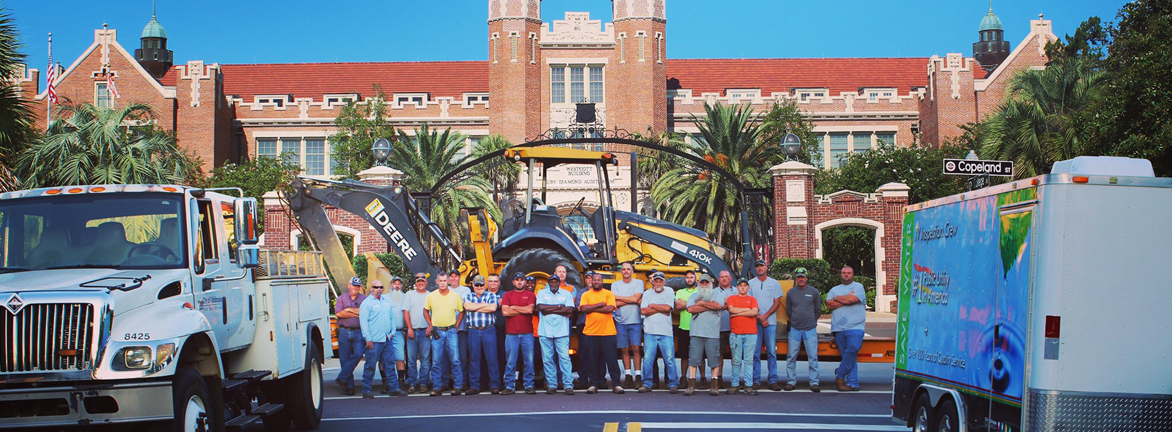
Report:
0,185,329,431
892,156,1172,431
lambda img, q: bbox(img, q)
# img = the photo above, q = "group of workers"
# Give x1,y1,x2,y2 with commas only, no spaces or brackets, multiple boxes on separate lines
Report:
332,261,868,398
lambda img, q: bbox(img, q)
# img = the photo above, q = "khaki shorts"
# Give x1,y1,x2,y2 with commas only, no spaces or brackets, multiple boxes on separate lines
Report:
688,336,720,368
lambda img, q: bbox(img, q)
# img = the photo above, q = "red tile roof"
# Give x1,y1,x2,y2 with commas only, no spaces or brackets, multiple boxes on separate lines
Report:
217,61,490,100
158,67,177,86
665,58,929,96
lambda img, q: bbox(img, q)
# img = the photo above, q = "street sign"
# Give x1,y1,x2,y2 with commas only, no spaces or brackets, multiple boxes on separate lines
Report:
943,158,1014,177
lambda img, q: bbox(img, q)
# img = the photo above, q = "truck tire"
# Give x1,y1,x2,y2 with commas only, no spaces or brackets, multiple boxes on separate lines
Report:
500,248,583,292
285,344,323,430
912,393,934,432
665,276,688,290
934,398,959,432
171,367,219,432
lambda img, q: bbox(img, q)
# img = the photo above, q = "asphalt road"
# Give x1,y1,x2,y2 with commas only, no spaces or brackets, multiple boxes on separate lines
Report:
320,356,909,432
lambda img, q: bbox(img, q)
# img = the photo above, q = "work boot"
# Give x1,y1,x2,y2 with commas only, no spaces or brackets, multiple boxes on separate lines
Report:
587,386,598,394
709,379,719,396
725,385,738,395
638,386,651,393
783,383,795,391
811,385,821,393
669,386,679,394
623,375,635,389
547,387,557,395
525,388,536,395
429,390,441,397
501,388,515,395
613,386,625,394
465,388,479,396
343,387,355,396
770,382,783,392
752,383,760,390
390,390,408,397
565,388,574,395
746,387,759,396
450,389,462,396
362,392,373,399
836,378,851,392
698,378,708,390
685,378,695,396
490,388,500,395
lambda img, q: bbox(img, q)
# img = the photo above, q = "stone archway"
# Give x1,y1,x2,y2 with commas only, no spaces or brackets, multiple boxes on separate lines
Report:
814,218,885,302
770,161,908,312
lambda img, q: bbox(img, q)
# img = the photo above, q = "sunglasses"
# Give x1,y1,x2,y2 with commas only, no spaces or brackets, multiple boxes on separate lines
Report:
371,286,384,289
474,283,485,287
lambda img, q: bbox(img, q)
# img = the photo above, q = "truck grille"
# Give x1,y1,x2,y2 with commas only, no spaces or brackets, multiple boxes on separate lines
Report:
0,303,94,373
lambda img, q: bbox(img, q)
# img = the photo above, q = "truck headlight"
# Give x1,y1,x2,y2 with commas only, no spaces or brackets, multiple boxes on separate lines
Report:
119,346,153,369
154,343,176,370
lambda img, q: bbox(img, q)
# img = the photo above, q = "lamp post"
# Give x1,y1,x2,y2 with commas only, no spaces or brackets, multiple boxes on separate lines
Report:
372,138,392,167
781,133,803,162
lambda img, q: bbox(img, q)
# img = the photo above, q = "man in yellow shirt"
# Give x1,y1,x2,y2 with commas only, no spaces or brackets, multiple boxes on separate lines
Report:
425,273,465,396
579,280,625,394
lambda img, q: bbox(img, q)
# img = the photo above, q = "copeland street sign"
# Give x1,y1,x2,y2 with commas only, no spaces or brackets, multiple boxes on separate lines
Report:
943,158,1014,177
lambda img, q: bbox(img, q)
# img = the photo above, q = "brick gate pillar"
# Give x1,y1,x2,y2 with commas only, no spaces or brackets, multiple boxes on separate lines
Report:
769,161,817,259
876,182,910,312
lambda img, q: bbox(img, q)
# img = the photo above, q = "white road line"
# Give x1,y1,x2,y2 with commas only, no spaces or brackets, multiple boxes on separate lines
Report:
323,389,890,400
323,411,893,422
637,422,908,431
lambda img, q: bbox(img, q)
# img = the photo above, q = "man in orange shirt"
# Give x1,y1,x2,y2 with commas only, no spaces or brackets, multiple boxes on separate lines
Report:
579,279,626,394
726,278,760,395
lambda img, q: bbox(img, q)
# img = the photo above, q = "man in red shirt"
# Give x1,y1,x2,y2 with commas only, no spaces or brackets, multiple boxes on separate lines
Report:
726,278,760,395
500,272,537,394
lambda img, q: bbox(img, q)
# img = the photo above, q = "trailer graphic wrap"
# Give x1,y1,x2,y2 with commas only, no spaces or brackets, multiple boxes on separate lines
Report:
897,190,1033,404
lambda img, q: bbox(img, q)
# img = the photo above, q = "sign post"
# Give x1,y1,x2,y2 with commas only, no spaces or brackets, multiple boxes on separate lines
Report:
943,153,1013,191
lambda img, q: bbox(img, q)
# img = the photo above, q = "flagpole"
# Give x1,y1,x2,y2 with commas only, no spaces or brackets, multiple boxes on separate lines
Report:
46,32,51,125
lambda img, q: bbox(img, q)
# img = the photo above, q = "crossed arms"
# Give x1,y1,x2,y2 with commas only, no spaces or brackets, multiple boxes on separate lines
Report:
538,302,575,316
641,302,673,316
687,300,723,314
826,293,860,311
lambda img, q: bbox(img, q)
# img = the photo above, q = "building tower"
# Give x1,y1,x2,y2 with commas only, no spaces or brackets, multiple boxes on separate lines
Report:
609,0,667,134
488,0,544,143
135,6,173,79
973,5,1011,72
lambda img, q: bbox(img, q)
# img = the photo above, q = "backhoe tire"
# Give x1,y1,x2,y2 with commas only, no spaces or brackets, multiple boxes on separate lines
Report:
500,248,583,292
665,277,688,290
285,344,323,430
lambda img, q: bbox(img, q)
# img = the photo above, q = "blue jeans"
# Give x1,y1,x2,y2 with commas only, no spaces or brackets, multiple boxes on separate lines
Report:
641,333,679,388
834,329,865,387
787,327,820,386
405,329,431,387
468,328,501,391
430,328,463,390
615,323,643,348
729,333,757,388
336,327,364,389
539,336,573,389
362,340,400,394
440,330,470,387
504,333,535,390
753,323,779,385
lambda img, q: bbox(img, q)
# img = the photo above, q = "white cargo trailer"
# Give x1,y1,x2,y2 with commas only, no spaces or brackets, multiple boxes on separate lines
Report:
892,157,1172,431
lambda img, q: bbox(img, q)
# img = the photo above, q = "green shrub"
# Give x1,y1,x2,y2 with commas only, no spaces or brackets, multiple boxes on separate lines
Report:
769,258,834,294
351,253,410,291
854,275,876,310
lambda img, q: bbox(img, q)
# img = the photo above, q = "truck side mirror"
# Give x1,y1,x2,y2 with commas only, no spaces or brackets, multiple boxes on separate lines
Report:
235,198,259,246
237,244,259,269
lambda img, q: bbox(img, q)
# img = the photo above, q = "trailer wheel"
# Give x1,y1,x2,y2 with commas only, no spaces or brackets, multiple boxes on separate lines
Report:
912,393,934,432
285,344,323,430
171,367,219,432
500,248,583,291
935,398,959,432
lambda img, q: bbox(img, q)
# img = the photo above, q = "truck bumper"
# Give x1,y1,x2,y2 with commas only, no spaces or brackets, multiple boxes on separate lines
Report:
0,380,173,428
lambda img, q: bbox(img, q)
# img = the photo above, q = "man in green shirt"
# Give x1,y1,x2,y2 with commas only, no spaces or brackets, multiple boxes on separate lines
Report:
673,270,699,384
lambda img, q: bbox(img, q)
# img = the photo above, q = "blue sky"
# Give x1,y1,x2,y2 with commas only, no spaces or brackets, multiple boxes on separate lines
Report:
10,0,1126,75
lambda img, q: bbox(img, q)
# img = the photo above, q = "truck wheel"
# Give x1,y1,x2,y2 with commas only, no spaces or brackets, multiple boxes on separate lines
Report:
912,393,934,432
285,344,323,430
171,367,219,432
664,276,688,290
935,398,959,432
500,248,583,291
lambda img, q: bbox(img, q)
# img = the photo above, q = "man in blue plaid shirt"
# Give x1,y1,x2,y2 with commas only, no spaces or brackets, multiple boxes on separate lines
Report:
463,275,502,394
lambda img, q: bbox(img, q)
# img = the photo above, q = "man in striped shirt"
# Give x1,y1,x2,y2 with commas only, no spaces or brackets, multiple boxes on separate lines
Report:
463,275,501,395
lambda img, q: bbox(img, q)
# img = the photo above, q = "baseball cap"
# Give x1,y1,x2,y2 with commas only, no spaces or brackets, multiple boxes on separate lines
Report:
584,270,596,277
513,272,526,280
472,275,486,286
548,275,562,284
525,275,535,282
389,276,402,283
793,267,808,277
755,259,767,266
650,271,666,281
697,274,713,284
414,273,428,282
349,276,362,286
737,278,750,285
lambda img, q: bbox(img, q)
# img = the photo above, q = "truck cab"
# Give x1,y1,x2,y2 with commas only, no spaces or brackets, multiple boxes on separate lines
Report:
0,185,327,431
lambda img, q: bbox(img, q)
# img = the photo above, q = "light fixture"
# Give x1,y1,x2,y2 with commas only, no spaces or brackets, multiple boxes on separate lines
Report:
781,133,803,161
372,138,392,167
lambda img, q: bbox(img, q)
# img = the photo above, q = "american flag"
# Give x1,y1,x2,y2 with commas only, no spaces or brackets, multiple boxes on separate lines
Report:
106,72,121,101
46,42,57,105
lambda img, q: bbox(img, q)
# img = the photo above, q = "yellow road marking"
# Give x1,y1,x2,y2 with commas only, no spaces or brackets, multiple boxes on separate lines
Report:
627,422,642,432
603,422,619,432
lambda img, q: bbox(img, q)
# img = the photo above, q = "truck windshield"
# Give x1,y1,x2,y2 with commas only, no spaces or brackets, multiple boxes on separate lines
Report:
0,193,186,271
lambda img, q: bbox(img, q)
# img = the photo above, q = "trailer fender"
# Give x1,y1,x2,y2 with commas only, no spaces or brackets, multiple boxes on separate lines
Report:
305,322,324,363
916,383,968,432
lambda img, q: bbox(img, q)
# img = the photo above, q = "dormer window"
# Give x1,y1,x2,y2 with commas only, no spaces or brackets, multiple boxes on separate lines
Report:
727,88,760,102
794,88,828,102
394,93,429,108
324,94,358,108
862,88,897,102
256,95,292,108
463,93,489,106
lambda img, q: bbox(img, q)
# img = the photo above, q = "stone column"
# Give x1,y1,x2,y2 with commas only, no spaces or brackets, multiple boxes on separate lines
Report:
357,166,404,186
875,182,910,313
769,161,817,260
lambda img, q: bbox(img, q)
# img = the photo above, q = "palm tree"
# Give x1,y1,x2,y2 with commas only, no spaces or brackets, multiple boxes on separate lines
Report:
16,103,197,188
651,102,782,250
0,7,33,192
388,123,498,254
469,134,517,206
979,59,1105,178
